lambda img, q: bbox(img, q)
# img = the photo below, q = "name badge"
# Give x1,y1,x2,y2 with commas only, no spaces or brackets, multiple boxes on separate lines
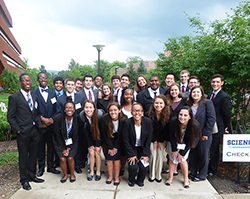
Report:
177,143,186,150
51,97,57,104
75,103,81,110
65,138,73,146
34,101,38,109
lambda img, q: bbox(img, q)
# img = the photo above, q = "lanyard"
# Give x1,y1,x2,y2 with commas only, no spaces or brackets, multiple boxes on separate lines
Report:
66,118,73,138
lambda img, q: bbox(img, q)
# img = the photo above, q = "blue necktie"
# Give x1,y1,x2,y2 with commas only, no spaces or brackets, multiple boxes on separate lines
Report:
27,93,33,111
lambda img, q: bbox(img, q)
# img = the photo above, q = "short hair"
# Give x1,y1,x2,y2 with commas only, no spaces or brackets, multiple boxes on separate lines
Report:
188,76,200,83
19,73,30,81
37,72,47,80
180,70,190,76
83,74,93,81
121,74,130,81
65,77,75,84
94,75,103,81
165,72,176,81
132,102,143,110
150,74,160,81
211,74,224,81
75,77,83,82
53,76,64,85
111,75,121,82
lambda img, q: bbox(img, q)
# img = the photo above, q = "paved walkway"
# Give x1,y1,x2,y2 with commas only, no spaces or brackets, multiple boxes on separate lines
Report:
10,166,222,199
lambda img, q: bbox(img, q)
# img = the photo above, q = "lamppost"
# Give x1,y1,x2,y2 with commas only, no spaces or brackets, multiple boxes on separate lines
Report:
93,45,105,75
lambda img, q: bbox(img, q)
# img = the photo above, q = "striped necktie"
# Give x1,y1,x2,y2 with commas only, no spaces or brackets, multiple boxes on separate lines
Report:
27,93,33,111
89,91,93,101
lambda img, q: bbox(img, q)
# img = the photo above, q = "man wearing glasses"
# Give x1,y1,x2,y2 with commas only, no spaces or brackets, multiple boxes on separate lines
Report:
32,72,61,177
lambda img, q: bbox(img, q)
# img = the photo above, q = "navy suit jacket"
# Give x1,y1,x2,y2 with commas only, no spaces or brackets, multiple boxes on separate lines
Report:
208,89,232,138
193,100,216,137
32,88,57,118
137,86,168,114
123,117,153,158
76,88,98,105
7,90,42,134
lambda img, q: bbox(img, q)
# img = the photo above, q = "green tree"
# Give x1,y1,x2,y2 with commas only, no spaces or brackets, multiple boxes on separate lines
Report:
156,0,250,132
127,62,137,87
137,60,147,76
0,69,19,93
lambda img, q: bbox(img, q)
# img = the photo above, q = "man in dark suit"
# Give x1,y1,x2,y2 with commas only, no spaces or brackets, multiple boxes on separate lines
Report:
208,74,232,177
137,75,167,114
32,72,60,177
7,73,44,190
56,77,83,115
74,75,98,173
179,70,190,93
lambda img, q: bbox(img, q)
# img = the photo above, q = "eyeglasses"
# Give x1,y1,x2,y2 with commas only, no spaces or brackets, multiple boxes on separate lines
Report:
38,77,48,80
132,110,143,113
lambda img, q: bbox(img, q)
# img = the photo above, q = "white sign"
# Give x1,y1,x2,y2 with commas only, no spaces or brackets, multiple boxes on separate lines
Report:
223,134,250,162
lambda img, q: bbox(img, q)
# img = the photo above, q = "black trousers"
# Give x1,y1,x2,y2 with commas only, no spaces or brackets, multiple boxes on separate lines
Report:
17,126,40,184
37,129,56,172
208,136,221,174
128,147,149,184
74,130,87,169
189,135,212,179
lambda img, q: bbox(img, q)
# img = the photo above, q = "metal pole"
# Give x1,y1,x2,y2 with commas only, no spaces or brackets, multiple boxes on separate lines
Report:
98,49,101,75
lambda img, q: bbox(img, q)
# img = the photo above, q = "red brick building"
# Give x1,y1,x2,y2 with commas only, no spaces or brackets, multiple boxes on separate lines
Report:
0,0,24,86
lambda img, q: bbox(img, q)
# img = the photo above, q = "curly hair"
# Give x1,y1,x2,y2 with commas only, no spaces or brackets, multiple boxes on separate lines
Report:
148,95,170,126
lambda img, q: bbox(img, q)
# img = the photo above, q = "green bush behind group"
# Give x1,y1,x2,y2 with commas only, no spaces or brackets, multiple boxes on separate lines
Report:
0,0,250,141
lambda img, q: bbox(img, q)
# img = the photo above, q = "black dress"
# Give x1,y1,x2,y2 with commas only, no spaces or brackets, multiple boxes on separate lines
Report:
99,114,125,160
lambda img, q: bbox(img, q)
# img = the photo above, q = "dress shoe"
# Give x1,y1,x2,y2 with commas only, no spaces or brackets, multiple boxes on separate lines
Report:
128,181,135,187
184,181,190,189
47,168,61,174
136,181,144,187
192,177,206,182
95,175,101,181
207,172,215,177
30,177,44,183
22,181,31,190
75,168,82,174
60,177,68,183
114,181,120,186
148,178,154,182
70,177,76,183
155,179,162,183
87,174,94,181
37,170,44,177
165,181,172,186
188,174,195,181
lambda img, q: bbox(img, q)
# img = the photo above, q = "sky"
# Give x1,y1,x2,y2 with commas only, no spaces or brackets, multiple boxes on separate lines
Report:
5,0,242,71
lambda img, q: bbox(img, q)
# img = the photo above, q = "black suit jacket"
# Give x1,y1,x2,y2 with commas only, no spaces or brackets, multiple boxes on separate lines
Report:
208,89,232,138
137,86,168,113
56,92,83,115
123,117,153,158
53,113,79,152
7,90,42,134
193,100,216,137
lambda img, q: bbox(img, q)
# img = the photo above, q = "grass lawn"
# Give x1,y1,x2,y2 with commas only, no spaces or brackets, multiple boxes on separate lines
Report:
0,94,9,108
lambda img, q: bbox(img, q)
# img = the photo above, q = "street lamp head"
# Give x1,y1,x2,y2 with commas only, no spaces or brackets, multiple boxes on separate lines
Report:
93,45,105,51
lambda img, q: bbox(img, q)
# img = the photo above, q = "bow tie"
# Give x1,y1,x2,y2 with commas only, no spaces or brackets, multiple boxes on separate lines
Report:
41,89,48,93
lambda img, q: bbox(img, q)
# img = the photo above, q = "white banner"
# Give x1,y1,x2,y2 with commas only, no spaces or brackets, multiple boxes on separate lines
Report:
223,134,250,162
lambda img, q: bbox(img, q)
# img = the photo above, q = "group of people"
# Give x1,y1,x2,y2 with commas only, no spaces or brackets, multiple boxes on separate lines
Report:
7,69,232,191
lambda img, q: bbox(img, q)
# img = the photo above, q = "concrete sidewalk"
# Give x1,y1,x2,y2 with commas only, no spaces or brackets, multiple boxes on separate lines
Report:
10,166,222,199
